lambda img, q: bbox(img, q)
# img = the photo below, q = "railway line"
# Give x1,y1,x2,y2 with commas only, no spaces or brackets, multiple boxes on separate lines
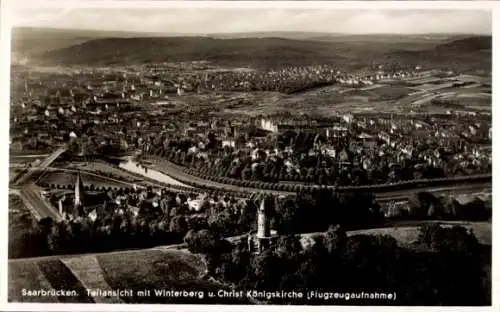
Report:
10,148,492,222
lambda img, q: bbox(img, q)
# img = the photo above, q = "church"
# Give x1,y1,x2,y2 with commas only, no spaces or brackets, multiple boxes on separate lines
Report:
57,172,112,220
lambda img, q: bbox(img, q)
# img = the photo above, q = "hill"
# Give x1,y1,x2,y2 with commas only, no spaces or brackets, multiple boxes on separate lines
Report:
435,36,492,53
11,27,175,62
34,36,348,68
386,36,491,73
29,34,491,71
8,221,490,303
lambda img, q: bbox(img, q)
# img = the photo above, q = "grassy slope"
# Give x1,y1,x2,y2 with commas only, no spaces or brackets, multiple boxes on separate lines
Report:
37,259,95,303
96,249,218,303
8,261,55,303
8,248,239,303
61,255,123,303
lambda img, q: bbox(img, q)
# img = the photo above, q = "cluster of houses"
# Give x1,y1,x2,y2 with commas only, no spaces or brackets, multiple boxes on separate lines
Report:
142,111,491,184
54,172,249,223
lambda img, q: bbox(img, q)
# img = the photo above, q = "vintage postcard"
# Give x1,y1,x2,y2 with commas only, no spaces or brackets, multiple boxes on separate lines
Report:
1,0,496,311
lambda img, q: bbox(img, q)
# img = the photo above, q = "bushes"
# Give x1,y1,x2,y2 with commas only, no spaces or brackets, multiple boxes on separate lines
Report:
417,224,480,255
184,229,232,255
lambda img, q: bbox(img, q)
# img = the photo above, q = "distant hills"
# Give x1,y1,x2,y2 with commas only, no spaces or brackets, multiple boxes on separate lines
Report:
11,27,491,71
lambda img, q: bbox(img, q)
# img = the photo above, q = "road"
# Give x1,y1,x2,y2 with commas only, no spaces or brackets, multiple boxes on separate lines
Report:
14,146,68,186
19,183,61,221
12,146,68,221
39,146,68,169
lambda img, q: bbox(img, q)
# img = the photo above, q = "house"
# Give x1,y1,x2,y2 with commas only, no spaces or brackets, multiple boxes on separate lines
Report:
187,198,209,212
222,140,236,148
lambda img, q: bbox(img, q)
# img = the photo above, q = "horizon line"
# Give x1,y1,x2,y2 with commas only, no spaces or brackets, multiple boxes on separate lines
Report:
12,26,492,36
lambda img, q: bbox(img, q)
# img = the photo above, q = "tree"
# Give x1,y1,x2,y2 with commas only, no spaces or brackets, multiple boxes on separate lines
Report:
274,196,300,234
296,235,330,289
209,209,239,237
276,234,302,258
324,224,347,254
184,229,217,254
251,249,283,290
341,234,399,291
169,215,188,236
238,200,257,232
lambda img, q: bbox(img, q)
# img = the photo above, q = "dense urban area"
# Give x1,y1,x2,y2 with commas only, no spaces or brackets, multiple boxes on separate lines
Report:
8,30,492,306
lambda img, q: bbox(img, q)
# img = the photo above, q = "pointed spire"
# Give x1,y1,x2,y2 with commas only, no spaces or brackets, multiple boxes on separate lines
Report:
74,171,85,209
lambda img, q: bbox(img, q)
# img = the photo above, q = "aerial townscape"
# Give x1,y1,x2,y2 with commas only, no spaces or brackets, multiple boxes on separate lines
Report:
7,9,492,307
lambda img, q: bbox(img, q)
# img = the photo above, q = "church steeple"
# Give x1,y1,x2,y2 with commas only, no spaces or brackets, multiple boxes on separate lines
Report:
74,171,85,209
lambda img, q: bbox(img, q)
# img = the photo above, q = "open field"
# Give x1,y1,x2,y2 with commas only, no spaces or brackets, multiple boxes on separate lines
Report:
37,259,95,303
8,261,55,303
202,74,491,117
61,256,123,303
300,221,491,250
97,249,215,303
350,221,491,246
8,248,229,304
37,170,131,189
61,161,144,183
343,85,416,101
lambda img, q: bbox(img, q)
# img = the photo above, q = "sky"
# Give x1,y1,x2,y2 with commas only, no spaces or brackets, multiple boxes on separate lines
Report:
11,8,492,35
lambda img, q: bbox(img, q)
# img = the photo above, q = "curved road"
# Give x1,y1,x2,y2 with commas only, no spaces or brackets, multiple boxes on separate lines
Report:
141,156,491,199
19,183,61,221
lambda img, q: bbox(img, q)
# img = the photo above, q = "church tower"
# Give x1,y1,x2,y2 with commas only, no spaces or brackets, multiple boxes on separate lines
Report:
74,171,85,215
257,197,271,239
250,194,275,254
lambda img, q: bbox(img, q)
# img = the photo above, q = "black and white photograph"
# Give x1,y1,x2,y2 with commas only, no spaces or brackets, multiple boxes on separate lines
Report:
3,1,495,308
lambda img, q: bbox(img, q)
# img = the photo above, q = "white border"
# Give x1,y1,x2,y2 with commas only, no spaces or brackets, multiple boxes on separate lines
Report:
1,1,498,312
491,4,498,311
0,0,12,309
6,0,500,9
